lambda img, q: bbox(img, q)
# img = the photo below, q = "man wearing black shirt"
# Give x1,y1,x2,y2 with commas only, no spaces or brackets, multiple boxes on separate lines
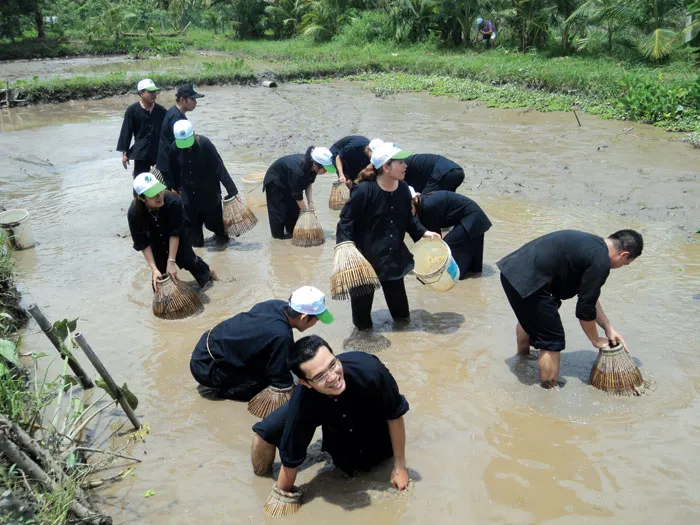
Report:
169,120,238,247
497,229,643,388
155,83,204,187
404,153,465,193
252,335,409,513
117,79,166,177
190,286,333,400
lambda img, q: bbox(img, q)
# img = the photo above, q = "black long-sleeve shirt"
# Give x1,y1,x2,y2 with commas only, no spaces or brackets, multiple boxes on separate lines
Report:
155,105,186,174
274,352,409,474
330,135,370,182
419,191,492,238
168,135,238,212
336,180,426,281
116,102,166,163
190,300,294,389
127,192,186,254
497,230,610,321
405,154,462,193
263,154,317,201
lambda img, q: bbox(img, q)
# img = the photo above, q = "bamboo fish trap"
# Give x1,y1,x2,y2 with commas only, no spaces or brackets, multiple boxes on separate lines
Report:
328,180,350,210
223,194,258,237
152,275,203,320
149,166,166,185
330,241,381,300
292,210,324,247
247,385,293,418
264,485,302,517
590,343,646,396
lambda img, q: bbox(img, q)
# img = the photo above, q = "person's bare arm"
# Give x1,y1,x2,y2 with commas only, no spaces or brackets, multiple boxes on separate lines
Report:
388,417,409,490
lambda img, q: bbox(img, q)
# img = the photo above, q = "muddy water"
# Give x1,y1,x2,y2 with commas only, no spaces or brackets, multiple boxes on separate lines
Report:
1,82,699,524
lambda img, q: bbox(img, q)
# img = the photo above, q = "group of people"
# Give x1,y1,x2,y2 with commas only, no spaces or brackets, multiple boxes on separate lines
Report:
117,78,644,513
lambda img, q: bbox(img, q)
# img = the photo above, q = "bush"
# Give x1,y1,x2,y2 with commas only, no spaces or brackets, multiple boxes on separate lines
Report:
334,10,392,46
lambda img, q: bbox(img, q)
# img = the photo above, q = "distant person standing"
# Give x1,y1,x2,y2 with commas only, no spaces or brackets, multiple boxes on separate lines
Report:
410,189,492,278
168,120,238,247
404,153,465,193
155,83,204,188
263,147,336,239
117,79,166,177
475,17,497,49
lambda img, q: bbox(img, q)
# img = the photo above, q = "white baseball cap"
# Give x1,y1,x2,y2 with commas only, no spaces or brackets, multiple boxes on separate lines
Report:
310,147,337,174
133,172,166,198
370,142,412,169
173,120,195,149
368,138,384,152
289,286,334,324
137,79,159,92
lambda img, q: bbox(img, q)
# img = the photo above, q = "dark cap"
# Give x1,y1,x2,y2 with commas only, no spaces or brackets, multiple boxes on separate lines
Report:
176,83,204,99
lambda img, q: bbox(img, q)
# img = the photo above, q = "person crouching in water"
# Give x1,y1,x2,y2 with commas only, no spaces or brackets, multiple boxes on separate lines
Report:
168,120,239,247
251,335,410,513
189,286,333,401
337,142,440,330
263,146,336,239
410,188,492,278
128,172,215,290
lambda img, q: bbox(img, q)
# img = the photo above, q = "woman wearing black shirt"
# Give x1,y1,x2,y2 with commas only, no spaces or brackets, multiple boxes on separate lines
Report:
336,143,439,330
127,173,214,290
263,146,336,239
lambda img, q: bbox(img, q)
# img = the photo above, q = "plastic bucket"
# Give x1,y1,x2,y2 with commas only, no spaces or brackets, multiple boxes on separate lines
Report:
0,209,34,250
412,238,459,292
241,173,266,208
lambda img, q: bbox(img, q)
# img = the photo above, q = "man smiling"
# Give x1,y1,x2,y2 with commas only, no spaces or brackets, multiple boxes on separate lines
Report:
251,335,410,514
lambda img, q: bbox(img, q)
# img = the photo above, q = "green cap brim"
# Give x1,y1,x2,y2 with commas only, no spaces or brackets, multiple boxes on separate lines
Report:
323,164,337,174
176,135,195,149
145,86,159,91
142,182,167,197
316,309,334,324
391,150,412,161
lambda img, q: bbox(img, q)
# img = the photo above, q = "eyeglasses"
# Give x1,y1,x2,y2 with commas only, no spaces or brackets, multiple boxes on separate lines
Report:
308,358,340,384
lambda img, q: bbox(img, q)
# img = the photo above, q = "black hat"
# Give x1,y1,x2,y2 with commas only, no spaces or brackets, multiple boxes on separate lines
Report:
176,83,204,99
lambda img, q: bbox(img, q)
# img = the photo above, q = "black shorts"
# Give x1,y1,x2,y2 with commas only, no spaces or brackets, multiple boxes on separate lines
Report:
500,274,565,351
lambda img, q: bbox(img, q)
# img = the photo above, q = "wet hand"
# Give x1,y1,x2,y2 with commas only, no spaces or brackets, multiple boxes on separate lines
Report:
592,336,611,349
605,328,628,352
422,231,441,240
122,152,129,170
151,268,162,291
166,260,178,281
390,466,409,491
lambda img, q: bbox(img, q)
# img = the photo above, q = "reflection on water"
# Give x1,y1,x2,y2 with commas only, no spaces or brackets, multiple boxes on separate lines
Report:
1,82,699,524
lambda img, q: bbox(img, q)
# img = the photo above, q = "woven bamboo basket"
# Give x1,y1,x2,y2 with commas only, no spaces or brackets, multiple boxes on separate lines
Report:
330,241,380,300
264,485,302,517
149,166,166,185
292,210,324,247
247,386,293,418
223,194,258,236
328,180,350,210
152,275,203,320
590,343,646,396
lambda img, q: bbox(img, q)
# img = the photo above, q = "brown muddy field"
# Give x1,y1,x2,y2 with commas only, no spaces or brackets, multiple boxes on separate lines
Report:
1,81,699,525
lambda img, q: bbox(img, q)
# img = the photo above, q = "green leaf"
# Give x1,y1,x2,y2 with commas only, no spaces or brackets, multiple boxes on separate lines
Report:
121,383,139,410
61,375,80,392
52,318,79,343
0,338,18,366
143,489,156,498
66,451,77,469
95,377,117,400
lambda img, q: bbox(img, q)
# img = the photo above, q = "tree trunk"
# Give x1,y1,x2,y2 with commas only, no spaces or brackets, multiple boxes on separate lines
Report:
607,22,612,51
34,6,45,39
561,25,569,53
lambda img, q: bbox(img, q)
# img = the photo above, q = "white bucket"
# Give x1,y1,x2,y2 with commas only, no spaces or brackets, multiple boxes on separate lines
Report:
412,237,459,292
0,209,35,250
241,173,266,208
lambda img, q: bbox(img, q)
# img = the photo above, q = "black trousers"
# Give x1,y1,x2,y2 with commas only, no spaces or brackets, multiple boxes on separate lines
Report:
423,168,465,193
264,184,300,239
189,359,266,401
350,278,410,330
132,159,153,177
184,204,227,248
153,243,211,287
443,225,485,278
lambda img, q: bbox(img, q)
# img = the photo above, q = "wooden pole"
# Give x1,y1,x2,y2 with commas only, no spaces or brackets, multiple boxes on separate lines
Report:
573,109,582,127
26,304,94,389
73,333,141,431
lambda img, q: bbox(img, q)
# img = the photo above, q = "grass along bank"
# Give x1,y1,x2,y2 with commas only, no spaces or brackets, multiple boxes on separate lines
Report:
6,36,700,132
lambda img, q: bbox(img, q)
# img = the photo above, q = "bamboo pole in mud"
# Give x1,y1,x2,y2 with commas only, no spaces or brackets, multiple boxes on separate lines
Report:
73,332,141,431
27,304,94,389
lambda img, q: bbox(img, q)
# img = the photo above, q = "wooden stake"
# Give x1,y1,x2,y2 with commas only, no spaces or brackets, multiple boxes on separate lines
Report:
27,304,94,389
73,333,141,431
573,109,582,127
